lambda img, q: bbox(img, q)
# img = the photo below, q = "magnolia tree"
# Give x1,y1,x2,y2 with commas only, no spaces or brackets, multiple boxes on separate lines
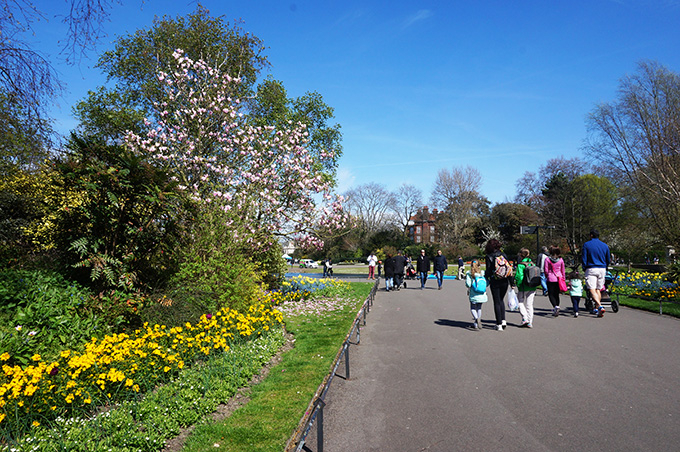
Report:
125,50,348,251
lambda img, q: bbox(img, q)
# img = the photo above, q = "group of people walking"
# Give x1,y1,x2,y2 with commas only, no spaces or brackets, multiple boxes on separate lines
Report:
370,229,611,332
378,249,451,291
465,229,611,331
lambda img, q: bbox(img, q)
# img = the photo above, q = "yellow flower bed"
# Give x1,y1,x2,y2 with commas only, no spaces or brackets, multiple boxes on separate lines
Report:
0,300,283,431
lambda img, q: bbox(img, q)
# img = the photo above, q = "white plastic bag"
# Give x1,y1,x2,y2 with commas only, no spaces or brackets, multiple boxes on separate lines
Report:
506,288,519,311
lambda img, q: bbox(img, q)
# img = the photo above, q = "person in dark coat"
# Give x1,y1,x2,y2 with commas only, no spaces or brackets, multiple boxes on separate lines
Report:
392,250,406,290
433,249,448,290
416,249,431,289
484,239,512,331
384,254,395,291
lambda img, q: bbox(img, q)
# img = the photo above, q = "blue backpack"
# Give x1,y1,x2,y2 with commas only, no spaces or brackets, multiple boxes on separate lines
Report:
472,275,487,293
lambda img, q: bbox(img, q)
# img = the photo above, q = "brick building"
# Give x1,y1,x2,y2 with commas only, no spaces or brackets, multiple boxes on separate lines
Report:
407,207,439,243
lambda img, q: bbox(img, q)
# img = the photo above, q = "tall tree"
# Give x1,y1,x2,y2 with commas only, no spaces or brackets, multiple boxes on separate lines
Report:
487,202,540,251
586,60,680,247
542,172,618,253
247,78,342,180
391,183,423,235
514,156,588,212
430,166,489,247
74,7,343,179
75,6,269,143
343,183,396,235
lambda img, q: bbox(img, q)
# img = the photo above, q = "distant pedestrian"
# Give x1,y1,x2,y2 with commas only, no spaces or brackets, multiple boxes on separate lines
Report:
393,251,406,290
484,238,512,331
322,258,328,277
544,245,566,316
367,252,377,280
538,246,549,296
384,254,395,292
568,269,583,317
377,260,382,277
465,260,487,330
416,249,431,289
457,256,465,280
514,248,540,328
581,229,611,317
433,249,448,290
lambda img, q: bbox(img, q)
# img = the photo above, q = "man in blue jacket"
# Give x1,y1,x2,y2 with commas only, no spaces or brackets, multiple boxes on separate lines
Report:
582,229,611,317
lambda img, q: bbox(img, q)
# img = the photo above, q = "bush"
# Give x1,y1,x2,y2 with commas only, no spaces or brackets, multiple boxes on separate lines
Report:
0,270,128,366
50,136,186,291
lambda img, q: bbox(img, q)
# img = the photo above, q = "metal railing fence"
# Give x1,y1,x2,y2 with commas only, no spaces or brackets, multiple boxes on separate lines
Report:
285,279,379,452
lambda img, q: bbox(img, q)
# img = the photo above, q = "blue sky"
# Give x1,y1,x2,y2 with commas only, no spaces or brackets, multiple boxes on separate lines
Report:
32,0,680,205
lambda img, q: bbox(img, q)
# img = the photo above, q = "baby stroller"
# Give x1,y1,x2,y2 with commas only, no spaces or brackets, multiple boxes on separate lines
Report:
584,269,620,313
405,263,417,280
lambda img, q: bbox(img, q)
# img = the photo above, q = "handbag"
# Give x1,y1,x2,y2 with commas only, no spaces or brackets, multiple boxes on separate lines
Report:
506,288,519,311
558,276,568,292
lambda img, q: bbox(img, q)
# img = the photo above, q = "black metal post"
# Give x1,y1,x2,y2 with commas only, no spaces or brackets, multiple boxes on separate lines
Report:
344,343,350,380
316,398,326,452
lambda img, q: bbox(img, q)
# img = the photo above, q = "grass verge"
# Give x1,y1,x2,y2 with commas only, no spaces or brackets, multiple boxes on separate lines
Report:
182,282,374,452
618,295,680,318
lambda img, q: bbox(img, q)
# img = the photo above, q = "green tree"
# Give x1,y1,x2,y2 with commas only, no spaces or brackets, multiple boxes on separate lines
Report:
486,202,540,257
74,6,269,143
542,172,618,254
248,78,343,179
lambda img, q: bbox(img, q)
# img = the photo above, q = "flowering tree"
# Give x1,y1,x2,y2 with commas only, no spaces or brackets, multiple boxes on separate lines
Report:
125,50,348,252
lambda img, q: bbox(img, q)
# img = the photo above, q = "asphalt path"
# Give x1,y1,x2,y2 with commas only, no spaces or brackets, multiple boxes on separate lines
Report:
306,277,680,452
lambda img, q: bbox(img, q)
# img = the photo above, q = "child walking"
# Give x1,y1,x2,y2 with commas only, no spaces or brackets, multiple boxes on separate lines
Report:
568,269,583,317
514,248,540,328
465,260,488,330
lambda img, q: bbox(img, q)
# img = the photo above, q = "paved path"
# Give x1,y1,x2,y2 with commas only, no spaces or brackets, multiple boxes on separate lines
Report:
307,278,680,452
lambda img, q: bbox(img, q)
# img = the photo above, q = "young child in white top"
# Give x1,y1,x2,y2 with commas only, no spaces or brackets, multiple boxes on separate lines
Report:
568,269,583,317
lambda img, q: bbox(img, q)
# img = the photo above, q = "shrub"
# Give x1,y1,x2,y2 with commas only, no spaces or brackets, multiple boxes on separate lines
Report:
0,270,126,366
49,136,186,291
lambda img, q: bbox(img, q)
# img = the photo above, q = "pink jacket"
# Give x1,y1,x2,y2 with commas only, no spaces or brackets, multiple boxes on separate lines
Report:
544,257,565,282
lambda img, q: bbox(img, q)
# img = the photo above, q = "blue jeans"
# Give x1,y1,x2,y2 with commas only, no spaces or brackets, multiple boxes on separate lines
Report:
540,273,548,294
419,271,428,288
434,271,444,287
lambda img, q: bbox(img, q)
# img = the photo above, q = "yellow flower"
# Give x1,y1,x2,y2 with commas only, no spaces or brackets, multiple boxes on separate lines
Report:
0,352,9,361
32,421,40,427
31,354,41,362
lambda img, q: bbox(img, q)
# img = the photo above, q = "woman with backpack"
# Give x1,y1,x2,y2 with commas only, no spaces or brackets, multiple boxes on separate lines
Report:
514,248,541,328
484,238,512,331
465,260,487,330
544,245,566,316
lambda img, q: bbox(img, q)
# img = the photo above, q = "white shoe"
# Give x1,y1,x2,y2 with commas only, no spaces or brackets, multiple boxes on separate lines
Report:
496,325,504,331
501,320,507,329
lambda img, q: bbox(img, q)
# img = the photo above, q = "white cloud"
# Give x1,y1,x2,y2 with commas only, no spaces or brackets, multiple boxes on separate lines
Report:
404,9,433,28
336,166,356,193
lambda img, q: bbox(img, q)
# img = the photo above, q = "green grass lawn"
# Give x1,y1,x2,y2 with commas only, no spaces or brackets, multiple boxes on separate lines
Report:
618,294,680,317
182,282,374,452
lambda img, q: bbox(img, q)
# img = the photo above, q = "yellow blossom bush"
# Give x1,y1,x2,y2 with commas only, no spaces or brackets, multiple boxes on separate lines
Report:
0,301,283,436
